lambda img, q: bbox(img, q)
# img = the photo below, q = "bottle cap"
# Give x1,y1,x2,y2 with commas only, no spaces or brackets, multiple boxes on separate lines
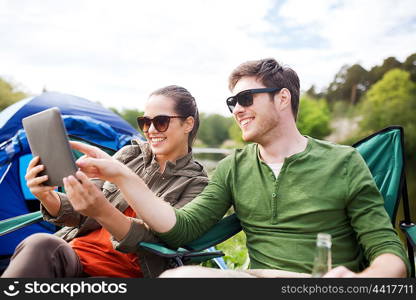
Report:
316,233,332,247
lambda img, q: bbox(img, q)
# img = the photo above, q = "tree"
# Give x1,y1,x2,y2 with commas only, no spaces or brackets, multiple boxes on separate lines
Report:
368,56,402,85
323,55,416,106
305,85,323,99
0,77,27,111
359,69,416,156
297,96,332,139
403,53,416,82
197,113,233,147
326,64,370,104
109,107,143,129
326,64,349,103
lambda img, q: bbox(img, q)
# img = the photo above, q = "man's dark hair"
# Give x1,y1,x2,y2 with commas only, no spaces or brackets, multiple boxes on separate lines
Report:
228,58,300,120
150,85,199,148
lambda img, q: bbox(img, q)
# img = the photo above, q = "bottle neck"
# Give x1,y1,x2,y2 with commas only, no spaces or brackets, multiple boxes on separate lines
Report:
311,243,332,277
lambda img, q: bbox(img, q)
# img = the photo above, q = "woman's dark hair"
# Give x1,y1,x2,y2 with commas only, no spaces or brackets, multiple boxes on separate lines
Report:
149,85,199,149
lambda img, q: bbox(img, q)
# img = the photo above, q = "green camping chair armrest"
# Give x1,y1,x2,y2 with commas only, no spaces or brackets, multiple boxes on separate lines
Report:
138,242,188,258
138,242,224,265
183,251,224,264
138,214,240,267
184,213,242,251
0,211,43,237
400,222,416,248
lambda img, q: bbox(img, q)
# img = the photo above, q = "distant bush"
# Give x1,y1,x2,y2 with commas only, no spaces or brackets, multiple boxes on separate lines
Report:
109,107,143,129
0,77,27,111
197,113,233,147
201,230,249,270
358,69,416,156
297,96,332,139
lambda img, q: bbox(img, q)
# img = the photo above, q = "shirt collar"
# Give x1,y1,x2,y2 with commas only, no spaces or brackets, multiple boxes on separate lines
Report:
135,140,194,174
255,136,312,164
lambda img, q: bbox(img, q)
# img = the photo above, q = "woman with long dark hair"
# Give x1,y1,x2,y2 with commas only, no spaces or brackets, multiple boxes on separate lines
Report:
2,85,207,278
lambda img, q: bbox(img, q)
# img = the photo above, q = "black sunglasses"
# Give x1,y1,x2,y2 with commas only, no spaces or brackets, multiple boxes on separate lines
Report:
136,115,187,133
226,87,282,113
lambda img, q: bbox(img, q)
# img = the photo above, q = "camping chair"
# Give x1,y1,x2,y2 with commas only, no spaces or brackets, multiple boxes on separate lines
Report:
352,126,415,277
0,126,414,275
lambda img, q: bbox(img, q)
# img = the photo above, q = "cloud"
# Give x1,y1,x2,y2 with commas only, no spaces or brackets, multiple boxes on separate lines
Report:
261,0,416,90
0,0,415,115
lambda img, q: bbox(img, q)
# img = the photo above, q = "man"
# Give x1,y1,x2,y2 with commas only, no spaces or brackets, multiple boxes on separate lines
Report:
73,58,409,277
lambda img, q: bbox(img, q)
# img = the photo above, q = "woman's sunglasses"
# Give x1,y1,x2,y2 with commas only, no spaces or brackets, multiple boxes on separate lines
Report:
226,87,282,113
136,115,187,133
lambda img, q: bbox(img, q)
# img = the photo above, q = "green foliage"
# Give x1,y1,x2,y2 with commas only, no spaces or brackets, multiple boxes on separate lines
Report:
109,107,143,129
358,68,416,156
330,100,357,119
305,85,324,99
322,53,416,105
297,96,332,139
197,113,233,147
0,77,27,111
201,230,249,270
326,64,370,104
215,231,249,269
228,121,245,146
368,56,402,85
403,53,416,82
193,139,207,148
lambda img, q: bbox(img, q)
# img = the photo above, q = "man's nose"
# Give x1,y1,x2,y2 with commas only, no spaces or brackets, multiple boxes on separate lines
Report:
233,101,245,116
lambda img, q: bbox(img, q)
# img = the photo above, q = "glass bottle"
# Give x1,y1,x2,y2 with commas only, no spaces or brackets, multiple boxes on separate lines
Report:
311,233,332,277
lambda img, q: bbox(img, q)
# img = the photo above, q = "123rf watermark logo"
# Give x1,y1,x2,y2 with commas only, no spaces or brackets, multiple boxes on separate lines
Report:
2,281,127,297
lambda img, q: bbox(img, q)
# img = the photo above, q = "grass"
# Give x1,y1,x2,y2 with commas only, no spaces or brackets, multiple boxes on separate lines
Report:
201,230,249,270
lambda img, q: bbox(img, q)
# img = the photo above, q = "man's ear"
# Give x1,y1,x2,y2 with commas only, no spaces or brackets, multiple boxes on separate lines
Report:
276,88,291,111
184,116,195,134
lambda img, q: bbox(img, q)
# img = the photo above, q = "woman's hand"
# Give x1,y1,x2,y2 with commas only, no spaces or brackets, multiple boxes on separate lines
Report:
63,170,133,241
25,156,57,199
70,141,130,183
24,156,60,216
63,171,112,219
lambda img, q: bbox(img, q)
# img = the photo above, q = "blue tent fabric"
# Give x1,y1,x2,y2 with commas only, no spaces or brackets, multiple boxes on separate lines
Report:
0,115,137,166
0,92,142,256
0,161,55,255
0,91,140,142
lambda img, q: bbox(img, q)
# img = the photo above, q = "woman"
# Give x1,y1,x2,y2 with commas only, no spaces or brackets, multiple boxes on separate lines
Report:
2,85,208,278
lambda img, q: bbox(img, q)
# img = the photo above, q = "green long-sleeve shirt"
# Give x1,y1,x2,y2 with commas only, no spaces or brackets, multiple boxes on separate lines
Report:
157,137,410,274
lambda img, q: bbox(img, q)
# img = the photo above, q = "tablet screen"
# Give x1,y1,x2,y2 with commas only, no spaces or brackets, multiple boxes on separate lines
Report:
22,107,77,186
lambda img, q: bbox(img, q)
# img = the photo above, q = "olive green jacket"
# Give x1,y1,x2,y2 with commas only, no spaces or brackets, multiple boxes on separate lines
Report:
41,140,208,278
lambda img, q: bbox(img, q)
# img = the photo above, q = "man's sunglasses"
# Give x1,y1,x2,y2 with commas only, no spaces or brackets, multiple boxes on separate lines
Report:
226,87,282,113
136,115,187,133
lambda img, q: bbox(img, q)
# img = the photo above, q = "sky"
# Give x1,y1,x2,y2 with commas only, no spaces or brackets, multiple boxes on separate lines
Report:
1,0,415,116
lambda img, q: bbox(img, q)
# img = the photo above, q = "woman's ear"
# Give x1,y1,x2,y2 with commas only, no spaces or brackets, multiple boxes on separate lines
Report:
183,116,195,134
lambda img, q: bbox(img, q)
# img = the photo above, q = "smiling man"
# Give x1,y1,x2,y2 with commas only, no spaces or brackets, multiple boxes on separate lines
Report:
72,58,410,277
156,58,409,277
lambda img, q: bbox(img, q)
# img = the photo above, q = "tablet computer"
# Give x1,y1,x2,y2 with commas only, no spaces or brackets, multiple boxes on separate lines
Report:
22,107,77,187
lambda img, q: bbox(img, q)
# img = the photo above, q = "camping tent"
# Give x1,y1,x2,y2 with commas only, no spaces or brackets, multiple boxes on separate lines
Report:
0,92,141,258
